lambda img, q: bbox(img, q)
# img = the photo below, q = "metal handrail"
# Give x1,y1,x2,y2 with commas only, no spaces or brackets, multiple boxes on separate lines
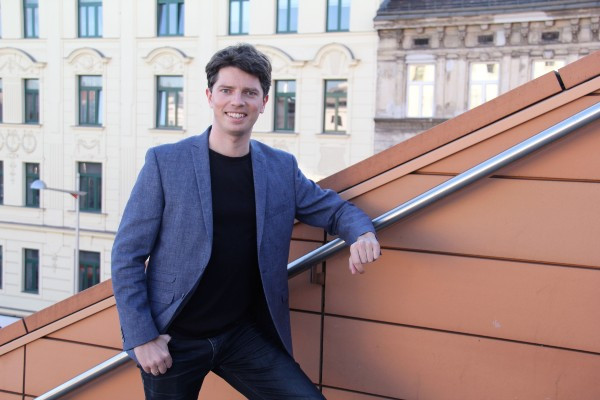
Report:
34,101,600,400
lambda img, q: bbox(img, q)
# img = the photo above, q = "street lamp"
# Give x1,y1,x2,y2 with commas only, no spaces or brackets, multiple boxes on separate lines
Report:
30,179,87,294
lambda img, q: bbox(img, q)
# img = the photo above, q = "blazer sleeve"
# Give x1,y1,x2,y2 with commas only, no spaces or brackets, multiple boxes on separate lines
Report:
111,148,164,351
292,156,374,245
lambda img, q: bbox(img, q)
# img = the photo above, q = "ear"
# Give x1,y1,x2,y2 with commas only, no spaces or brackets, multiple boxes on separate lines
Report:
206,88,213,108
260,94,269,114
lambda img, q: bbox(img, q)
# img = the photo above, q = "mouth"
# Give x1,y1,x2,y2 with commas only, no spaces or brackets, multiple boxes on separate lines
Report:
225,112,247,120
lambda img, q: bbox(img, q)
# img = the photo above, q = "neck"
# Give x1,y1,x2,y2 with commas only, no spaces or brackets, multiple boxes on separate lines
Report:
208,127,251,157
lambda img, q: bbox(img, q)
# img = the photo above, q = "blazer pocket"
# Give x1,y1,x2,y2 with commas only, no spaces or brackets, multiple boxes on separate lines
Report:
148,271,176,304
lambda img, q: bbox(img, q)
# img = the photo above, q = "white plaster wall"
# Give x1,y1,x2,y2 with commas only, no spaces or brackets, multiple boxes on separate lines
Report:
0,0,381,314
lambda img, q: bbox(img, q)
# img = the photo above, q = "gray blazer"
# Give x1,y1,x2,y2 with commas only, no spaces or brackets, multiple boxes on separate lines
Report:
111,128,374,359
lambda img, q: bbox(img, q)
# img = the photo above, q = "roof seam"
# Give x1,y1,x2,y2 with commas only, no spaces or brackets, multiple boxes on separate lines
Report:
554,70,567,91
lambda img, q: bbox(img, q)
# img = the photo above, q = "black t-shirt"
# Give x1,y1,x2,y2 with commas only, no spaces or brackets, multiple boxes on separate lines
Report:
168,149,262,338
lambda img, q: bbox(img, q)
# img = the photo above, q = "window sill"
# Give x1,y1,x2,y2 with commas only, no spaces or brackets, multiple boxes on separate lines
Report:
0,122,42,128
150,127,186,134
254,131,299,137
318,132,349,138
71,125,105,132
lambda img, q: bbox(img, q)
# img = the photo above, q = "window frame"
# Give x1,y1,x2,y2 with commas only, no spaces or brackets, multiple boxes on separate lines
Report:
0,246,3,290
0,160,4,205
156,76,184,129
326,0,350,32
276,0,297,34
406,63,435,118
273,80,296,132
0,78,3,123
24,79,39,124
78,0,103,38
78,75,103,126
23,0,39,38
323,79,347,134
78,250,100,292
531,59,565,79
468,62,500,110
25,162,39,208
78,162,102,213
157,0,184,37
229,0,249,35
23,248,39,294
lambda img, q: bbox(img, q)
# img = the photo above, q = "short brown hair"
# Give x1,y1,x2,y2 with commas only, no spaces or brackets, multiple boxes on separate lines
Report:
205,43,272,97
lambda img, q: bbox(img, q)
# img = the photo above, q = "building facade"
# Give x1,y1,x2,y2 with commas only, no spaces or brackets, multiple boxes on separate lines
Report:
374,0,600,152
0,0,381,316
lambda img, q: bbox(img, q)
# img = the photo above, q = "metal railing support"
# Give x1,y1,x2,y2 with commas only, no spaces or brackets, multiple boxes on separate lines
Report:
34,101,600,399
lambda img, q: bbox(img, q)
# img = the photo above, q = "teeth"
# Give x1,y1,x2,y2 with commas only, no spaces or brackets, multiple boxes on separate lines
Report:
227,112,245,118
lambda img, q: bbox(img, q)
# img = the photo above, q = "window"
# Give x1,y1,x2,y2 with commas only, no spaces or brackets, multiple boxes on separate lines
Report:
229,0,249,35
413,37,430,47
24,79,39,123
158,0,184,36
23,248,39,293
24,0,38,38
79,0,102,38
532,60,565,79
541,31,559,42
25,163,39,207
79,162,102,212
323,80,347,133
0,79,3,122
469,63,499,109
0,246,3,290
0,161,3,205
79,76,103,125
277,0,298,33
274,80,296,131
156,76,183,129
478,34,494,45
79,250,100,291
407,64,435,118
327,0,350,32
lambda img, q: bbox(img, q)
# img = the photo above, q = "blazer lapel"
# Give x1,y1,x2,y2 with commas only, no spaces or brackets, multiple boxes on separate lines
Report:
190,128,213,243
251,140,267,254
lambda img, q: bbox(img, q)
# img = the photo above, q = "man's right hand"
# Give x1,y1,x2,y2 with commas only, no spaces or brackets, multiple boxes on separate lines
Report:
134,334,173,376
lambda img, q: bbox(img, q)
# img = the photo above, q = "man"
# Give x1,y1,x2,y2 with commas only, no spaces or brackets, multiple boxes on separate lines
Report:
112,43,380,400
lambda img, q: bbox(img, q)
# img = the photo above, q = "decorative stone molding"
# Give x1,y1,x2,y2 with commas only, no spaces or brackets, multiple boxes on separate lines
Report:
570,19,580,42
311,43,359,76
0,128,38,155
65,48,110,74
0,48,46,77
143,47,192,75
254,45,305,76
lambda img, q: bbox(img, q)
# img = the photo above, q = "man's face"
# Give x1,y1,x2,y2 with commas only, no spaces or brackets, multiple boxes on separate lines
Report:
206,66,268,139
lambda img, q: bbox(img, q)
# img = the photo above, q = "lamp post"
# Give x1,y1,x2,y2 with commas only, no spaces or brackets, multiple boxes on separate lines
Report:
30,179,87,294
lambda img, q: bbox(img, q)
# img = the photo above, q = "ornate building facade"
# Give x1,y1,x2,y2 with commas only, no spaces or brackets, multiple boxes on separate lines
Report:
374,0,600,151
0,0,381,316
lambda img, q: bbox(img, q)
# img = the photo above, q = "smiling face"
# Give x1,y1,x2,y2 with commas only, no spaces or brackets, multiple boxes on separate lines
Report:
206,66,268,142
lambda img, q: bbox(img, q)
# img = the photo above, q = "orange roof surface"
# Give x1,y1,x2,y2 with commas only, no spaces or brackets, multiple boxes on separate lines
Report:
1,50,600,399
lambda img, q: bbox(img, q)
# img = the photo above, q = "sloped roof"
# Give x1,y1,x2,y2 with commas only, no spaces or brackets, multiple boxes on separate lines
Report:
376,0,600,19
1,50,599,351
1,50,600,399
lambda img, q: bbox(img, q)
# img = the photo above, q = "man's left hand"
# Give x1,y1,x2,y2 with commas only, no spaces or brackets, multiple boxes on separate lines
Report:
349,232,381,274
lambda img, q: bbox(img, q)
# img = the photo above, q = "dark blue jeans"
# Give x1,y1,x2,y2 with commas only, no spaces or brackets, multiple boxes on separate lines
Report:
140,319,325,400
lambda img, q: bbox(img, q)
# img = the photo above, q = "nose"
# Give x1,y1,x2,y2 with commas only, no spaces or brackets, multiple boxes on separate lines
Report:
230,90,245,106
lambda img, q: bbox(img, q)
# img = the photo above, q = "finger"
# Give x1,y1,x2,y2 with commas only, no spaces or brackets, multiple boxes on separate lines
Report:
348,257,357,274
372,241,381,260
350,245,363,267
165,353,173,369
158,361,168,374
357,242,369,264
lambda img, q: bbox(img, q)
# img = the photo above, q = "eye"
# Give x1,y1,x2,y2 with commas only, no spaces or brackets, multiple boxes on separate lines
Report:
220,88,231,94
245,90,258,97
